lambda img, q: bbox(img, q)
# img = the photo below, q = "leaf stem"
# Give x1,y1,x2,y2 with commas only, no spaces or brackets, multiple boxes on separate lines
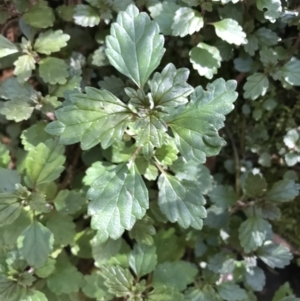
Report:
130,146,142,163
153,157,167,176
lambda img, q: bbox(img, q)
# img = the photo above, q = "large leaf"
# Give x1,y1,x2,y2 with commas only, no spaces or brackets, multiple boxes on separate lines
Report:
18,221,54,268
157,174,206,229
266,179,299,202
105,4,165,88
217,283,247,301
0,34,19,58
45,88,133,150
168,78,237,162
87,162,149,241
244,266,266,292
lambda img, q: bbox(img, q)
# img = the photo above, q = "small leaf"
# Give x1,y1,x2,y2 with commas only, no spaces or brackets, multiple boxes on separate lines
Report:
190,42,222,79
129,215,156,245
105,4,165,88
155,142,178,166
129,244,157,277
243,73,269,100
172,7,203,37
281,57,300,86
243,173,267,198
244,34,259,56
244,266,266,292
22,290,48,301
39,57,69,85
217,283,247,301
54,190,86,215
88,163,149,241
213,19,247,45
14,54,36,83
0,99,34,122
34,30,70,55
266,179,299,203
257,0,282,22
0,35,18,58
208,185,237,209
254,27,279,46
74,4,100,27
0,168,21,192
157,174,206,229
147,286,184,301
18,221,54,268
0,193,22,226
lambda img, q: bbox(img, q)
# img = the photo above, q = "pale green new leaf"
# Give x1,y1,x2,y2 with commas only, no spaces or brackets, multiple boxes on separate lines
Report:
45,88,133,150
35,258,56,278
257,241,292,268
243,73,269,100
238,216,272,253
25,139,65,188
147,286,184,301
21,290,48,301
0,34,19,58
14,54,36,83
243,172,267,198
208,185,237,209
129,244,157,277
105,4,165,88
18,221,54,268
281,58,300,86
244,266,266,292
217,283,247,301
157,174,206,229
39,57,69,85
172,7,203,37
34,30,70,55
257,0,282,22
149,63,193,107
0,99,34,122
0,193,22,226
266,179,299,202
88,162,149,241
190,42,222,79
155,142,178,166
168,78,237,162
74,5,100,27
153,261,197,291
213,19,247,45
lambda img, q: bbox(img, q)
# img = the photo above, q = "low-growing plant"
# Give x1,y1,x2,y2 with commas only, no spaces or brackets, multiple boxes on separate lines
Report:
0,0,300,300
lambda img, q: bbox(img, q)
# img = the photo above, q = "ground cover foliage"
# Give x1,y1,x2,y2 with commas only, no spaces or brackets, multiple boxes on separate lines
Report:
0,0,300,300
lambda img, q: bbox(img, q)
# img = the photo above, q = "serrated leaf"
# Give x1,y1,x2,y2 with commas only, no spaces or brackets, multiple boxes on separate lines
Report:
129,215,156,245
0,168,21,192
46,88,133,150
243,73,269,100
34,30,70,55
244,266,266,292
257,241,292,268
92,46,108,67
244,34,259,56
0,35,19,58
23,1,55,28
21,290,48,301
105,4,165,88
257,0,282,22
149,63,193,107
213,19,247,45
157,174,206,229
259,202,281,220
217,283,247,301
238,216,272,253
101,265,134,297
208,252,235,274
0,276,23,300
155,142,178,166
254,27,279,46
190,42,221,79
74,4,100,27
243,172,267,197
266,179,299,202
208,185,237,209
168,78,237,162
147,286,184,301
153,261,197,291
14,54,36,83
0,193,22,226
129,244,157,277
185,286,219,301
149,2,179,35
18,221,54,268
0,99,34,122
39,57,69,85
281,57,300,86
28,192,52,213
35,258,56,278
54,190,86,215
25,139,65,188
88,162,149,241
172,7,203,37
57,4,75,22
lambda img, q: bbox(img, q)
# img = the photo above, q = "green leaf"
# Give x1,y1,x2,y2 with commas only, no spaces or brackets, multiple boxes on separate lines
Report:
46,88,133,150
149,2,179,35
34,30,70,55
243,73,269,100
91,46,108,67
244,34,259,56
244,266,266,292
25,139,66,188
208,252,235,274
168,78,237,162
238,216,272,253
0,168,20,193
0,35,19,58
101,265,134,297
39,57,69,85
147,286,184,301
257,0,282,22
18,221,54,268
254,27,279,47
213,19,247,45
208,185,237,209
266,180,299,202
23,1,55,28
0,276,23,301
257,241,293,268
185,287,219,301
155,142,178,166
153,261,197,291
74,4,100,27
189,42,222,79
217,283,247,301
149,63,193,107
172,7,203,37
35,258,56,278
57,4,75,22
0,99,34,122
14,54,36,83
46,212,76,246
0,193,22,226
105,4,165,88
54,190,86,215
281,58,300,86
129,215,156,245
88,162,149,241
129,244,157,277
243,173,267,198
21,290,48,301
157,174,206,229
